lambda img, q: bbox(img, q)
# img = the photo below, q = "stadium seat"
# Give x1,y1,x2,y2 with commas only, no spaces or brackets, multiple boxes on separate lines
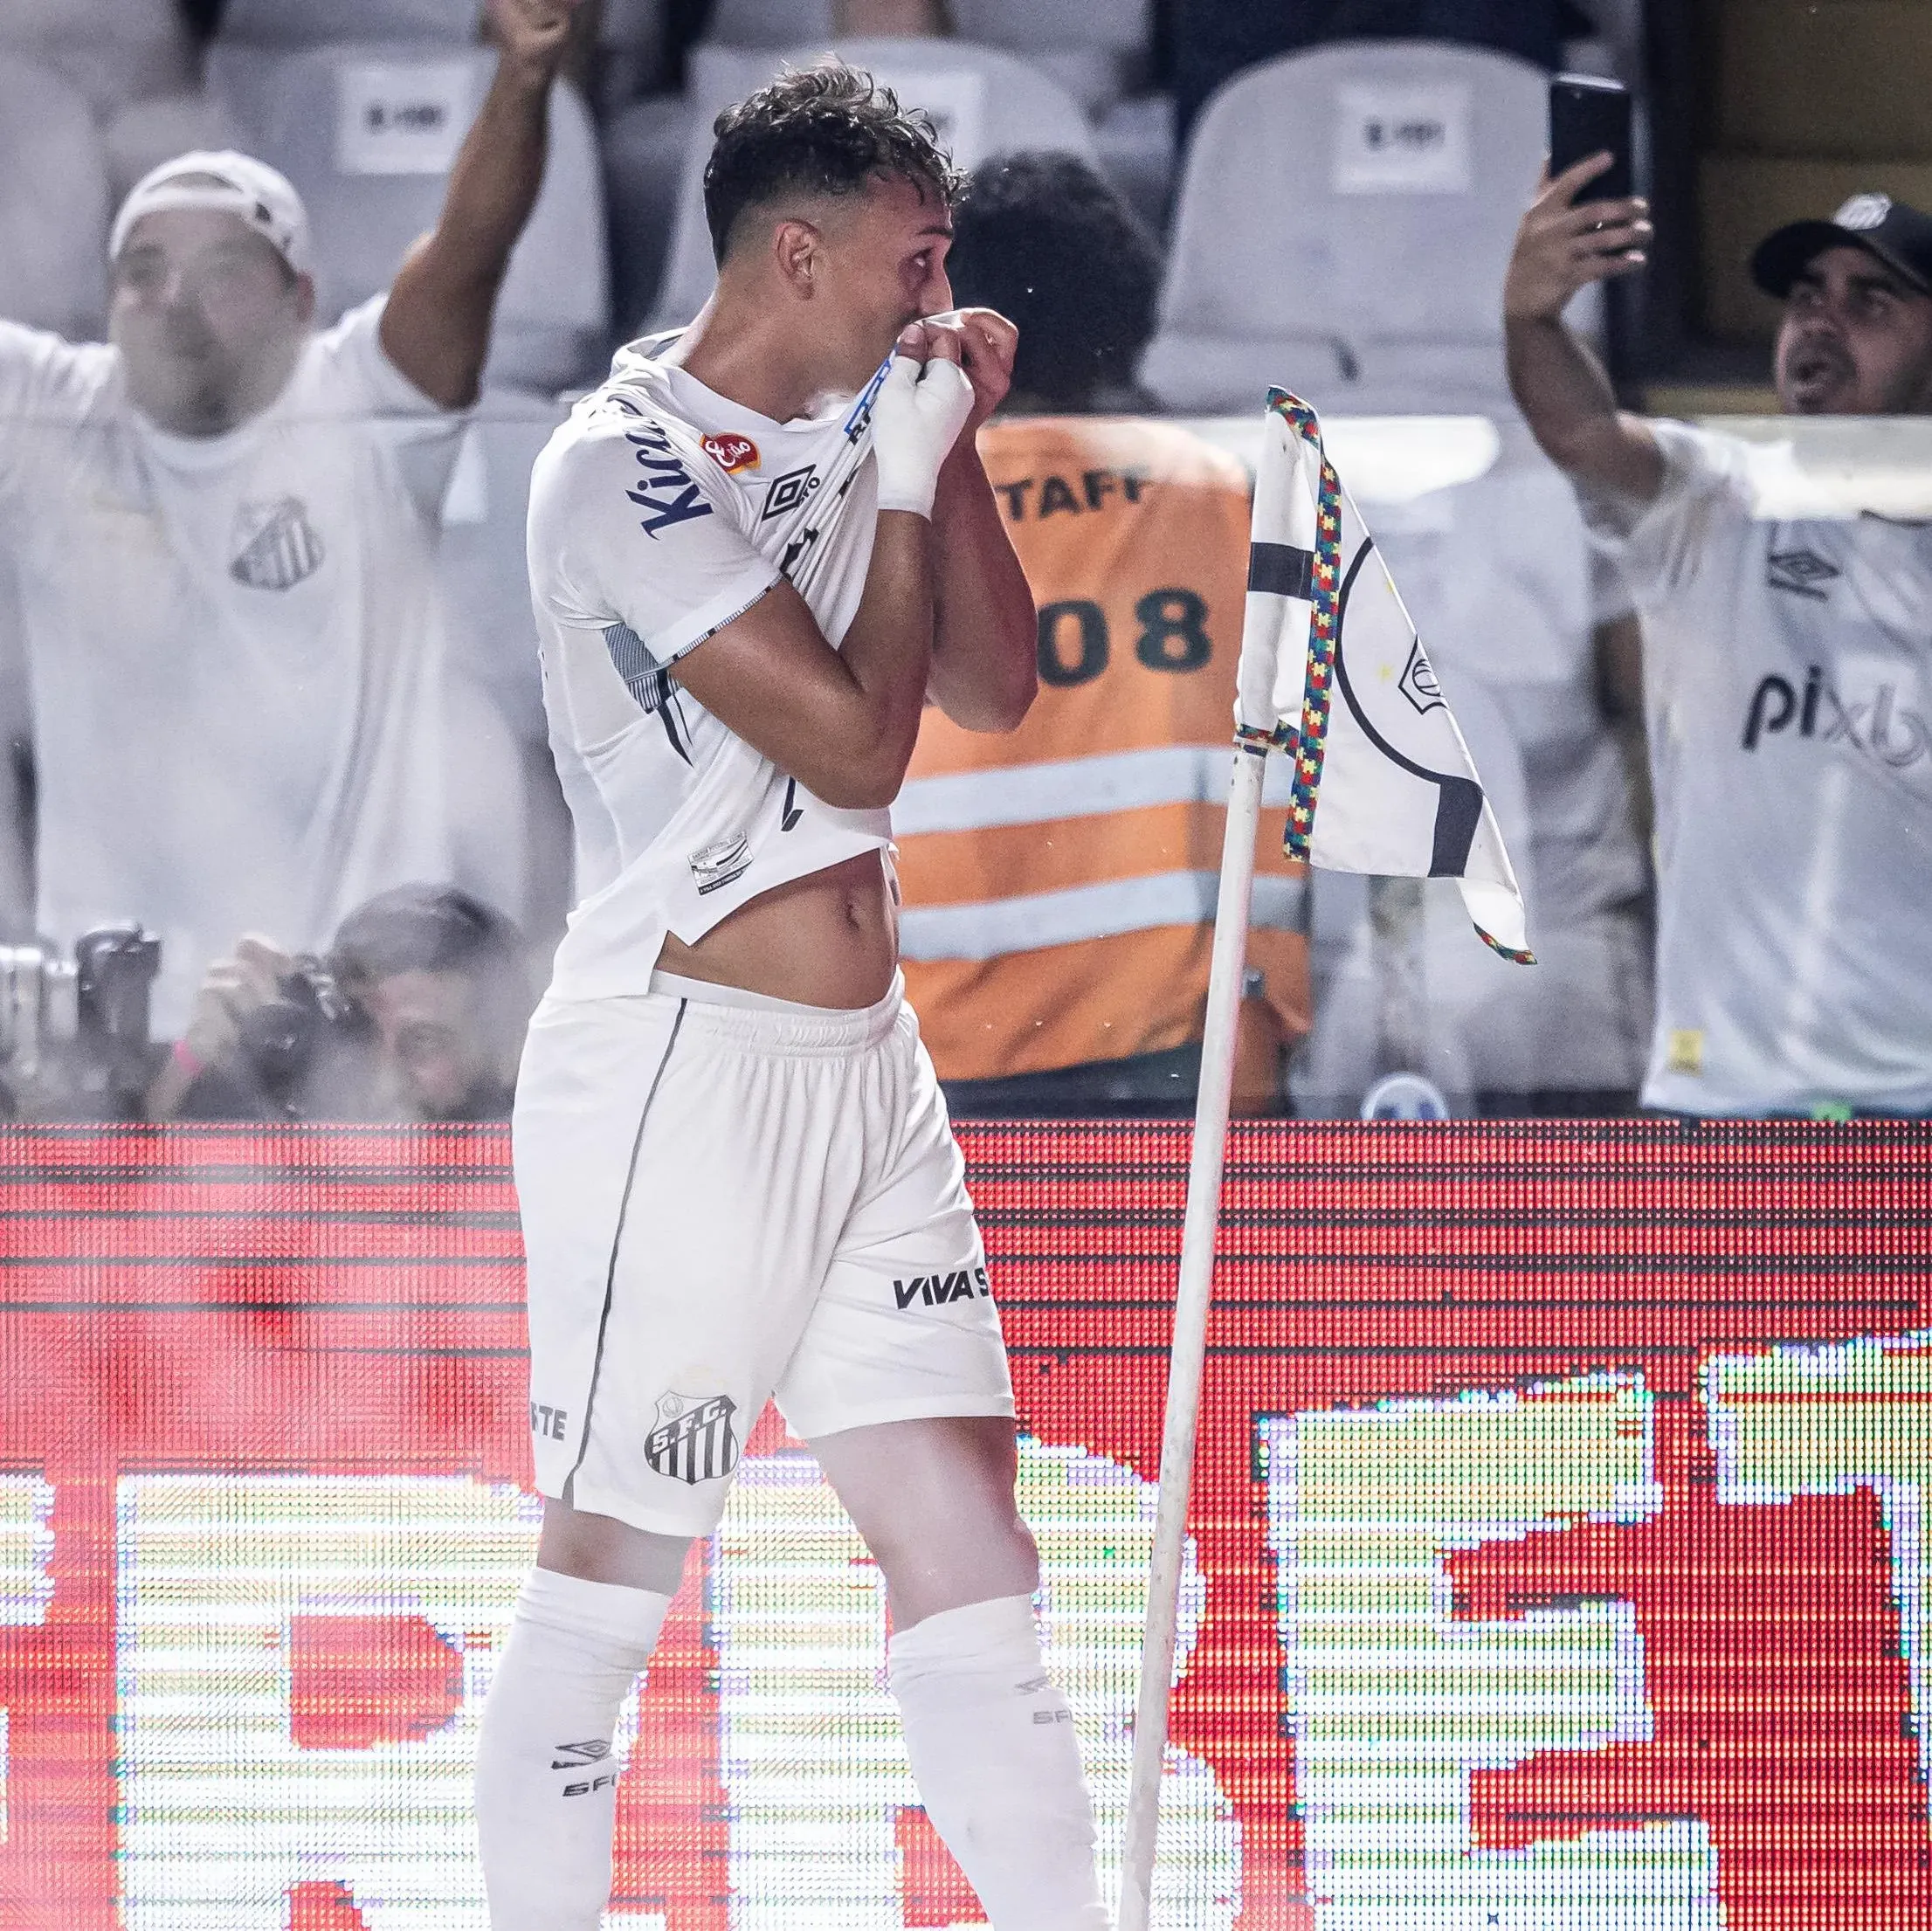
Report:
706,0,838,45
950,0,1152,114
1142,42,1562,415
216,0,483,45
0,55,110,341
645,38,1098,331
104,93,239,205
707,0,1151,114
205,40,608,392
0,0,194,120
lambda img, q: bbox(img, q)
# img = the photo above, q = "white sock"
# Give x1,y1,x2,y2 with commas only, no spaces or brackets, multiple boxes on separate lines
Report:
888,1594,1109,1931
474,1568,672,1931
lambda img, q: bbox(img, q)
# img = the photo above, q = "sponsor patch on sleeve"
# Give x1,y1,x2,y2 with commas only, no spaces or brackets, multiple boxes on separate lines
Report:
701,432,760,475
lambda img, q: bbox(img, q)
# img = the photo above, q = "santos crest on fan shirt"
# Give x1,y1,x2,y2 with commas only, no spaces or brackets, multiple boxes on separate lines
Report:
526,334,896,997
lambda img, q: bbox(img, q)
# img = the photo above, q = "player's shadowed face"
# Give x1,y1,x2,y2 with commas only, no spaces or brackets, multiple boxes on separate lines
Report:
808,173,954,389
110,205,314,438
1777,245,1932,415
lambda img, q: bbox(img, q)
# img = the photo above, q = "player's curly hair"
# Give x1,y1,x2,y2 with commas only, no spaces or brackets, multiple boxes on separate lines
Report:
946,151,1163,411
705,61,964,265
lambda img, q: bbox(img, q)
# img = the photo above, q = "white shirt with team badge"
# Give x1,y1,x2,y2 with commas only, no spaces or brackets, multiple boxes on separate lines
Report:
0,297,462,1034
1586,418,1932,1116
526,334,894,1001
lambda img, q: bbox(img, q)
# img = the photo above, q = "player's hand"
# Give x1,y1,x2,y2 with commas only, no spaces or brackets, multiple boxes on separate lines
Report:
486,0,583,84
1503,155,1651,327
919,307,1018,435
181,936,293,1072
872,321,977,519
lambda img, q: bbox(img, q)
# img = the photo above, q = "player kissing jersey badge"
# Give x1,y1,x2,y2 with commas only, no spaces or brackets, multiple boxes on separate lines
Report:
701,431,760,475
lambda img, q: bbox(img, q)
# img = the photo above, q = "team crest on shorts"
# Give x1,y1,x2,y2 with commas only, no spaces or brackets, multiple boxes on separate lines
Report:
645,1390,740,1484
701,431,760,474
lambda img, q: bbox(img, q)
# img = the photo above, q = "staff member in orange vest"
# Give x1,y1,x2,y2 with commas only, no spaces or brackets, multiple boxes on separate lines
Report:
897,152,1312,1115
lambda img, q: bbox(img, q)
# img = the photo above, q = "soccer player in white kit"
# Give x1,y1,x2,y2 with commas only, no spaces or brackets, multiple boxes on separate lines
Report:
475,66,1110,1930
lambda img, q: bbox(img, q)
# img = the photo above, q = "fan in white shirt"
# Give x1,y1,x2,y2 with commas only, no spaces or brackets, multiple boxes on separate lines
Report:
0,0,583,1038
1505,162,1932,1117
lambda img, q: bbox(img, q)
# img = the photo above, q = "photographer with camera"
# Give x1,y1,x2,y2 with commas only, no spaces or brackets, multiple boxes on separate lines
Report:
146,885,533,1123
1505,162,1932,1119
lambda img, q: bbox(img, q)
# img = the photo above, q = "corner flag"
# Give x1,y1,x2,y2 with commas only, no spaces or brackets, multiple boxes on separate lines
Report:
1239,389,1534,962
1118,390,1533,1931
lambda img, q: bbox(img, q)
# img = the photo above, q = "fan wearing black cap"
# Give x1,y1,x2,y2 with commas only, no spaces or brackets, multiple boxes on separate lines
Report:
1501,157,1932,1120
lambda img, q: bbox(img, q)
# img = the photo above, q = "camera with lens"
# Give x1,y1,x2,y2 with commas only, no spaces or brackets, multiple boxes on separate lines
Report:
0,924,163,1118
235,953,364,1107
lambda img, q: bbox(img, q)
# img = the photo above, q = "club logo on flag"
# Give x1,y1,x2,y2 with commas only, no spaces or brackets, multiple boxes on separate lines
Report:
645,1391,740,1484
1234,389,1534,963
229,497,325,591
1398,638,1445,716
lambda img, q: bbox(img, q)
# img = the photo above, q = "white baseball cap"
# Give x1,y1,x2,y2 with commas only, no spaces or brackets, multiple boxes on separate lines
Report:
110,150,313,279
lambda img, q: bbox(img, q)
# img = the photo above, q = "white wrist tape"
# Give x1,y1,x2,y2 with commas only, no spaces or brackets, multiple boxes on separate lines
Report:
871,354,976,519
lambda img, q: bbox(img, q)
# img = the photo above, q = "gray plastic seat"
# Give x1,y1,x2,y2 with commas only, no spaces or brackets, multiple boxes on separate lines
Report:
709,0,1150,112
648,38,1098,331
951,0,1152,114
217,0,484,45
0,0,193,118
205,39,608,392
1142,41,1557,415
706,0,837,44
0,55,109,341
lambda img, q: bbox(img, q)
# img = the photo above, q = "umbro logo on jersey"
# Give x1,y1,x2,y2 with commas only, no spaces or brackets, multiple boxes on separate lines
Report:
1745,664,1929,768
892,1265,991,1310
1765,548,1840,599
624,424,714,537
230,497,324,590
644,1391,739,1484
761,465,820,521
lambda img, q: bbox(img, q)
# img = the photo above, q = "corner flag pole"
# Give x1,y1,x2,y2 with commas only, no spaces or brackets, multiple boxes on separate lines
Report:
1118,736,1269,1931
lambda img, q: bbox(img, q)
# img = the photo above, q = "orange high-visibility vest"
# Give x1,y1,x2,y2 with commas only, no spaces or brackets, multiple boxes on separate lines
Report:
897,416,1311,1083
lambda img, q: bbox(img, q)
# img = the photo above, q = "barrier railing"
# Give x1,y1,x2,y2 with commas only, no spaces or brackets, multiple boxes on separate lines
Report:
1,1120,1926,1928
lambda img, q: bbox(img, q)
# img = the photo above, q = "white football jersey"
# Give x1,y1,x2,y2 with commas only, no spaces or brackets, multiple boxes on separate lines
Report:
0,299,464,1035
1588,420,1932,1116
527,335,894,1001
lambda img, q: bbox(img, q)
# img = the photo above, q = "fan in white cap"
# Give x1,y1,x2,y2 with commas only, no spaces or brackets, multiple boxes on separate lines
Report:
110,149,313,279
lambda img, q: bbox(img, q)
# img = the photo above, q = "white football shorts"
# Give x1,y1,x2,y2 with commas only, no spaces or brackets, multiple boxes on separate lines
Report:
513,971,1014,1537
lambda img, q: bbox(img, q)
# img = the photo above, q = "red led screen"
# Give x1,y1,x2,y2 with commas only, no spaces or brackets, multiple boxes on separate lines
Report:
0,1121,1927,1929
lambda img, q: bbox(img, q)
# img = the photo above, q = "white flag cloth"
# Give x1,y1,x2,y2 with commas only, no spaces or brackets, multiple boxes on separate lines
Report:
1237,389,1534,963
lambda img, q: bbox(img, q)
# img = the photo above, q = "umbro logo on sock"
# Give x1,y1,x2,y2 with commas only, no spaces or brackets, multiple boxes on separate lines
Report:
550,1740,611,1769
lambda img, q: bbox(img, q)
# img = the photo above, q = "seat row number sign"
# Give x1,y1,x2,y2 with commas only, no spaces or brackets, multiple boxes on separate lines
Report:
337,59,473,176
1333,81,1473,195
